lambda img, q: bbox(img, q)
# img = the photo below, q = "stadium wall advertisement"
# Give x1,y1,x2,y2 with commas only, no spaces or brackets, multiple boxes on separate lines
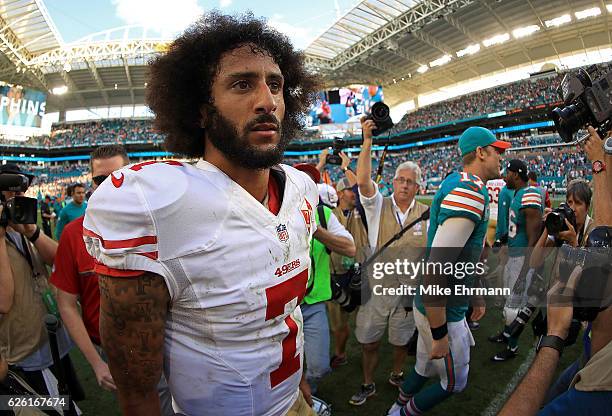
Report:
0,83,47,139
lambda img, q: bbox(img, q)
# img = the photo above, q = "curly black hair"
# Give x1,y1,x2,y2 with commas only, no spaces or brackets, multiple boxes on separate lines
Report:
146,11,320,157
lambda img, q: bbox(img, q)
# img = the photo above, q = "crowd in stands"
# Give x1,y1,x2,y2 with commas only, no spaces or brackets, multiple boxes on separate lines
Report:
0,61,605,150
391,61,612,133
286,134,589,193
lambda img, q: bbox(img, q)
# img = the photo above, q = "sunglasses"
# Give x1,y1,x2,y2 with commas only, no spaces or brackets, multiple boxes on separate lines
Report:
92,175,108,186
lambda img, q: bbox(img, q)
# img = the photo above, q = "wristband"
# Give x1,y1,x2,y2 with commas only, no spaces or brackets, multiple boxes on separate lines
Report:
28,226,41,243
536,335,565,356
431,323,448,340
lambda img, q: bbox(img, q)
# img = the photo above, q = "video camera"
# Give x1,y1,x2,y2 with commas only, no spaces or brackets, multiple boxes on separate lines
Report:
365,102,394,137
326,138,346,166
0,173,38,227
551,66,612,142
545,202,577,242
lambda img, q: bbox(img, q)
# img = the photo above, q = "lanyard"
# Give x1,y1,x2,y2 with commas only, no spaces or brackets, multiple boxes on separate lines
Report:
395,210,403,226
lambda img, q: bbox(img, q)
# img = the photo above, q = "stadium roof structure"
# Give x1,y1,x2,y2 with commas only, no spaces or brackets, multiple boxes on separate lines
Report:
305,0,612,105
1,0,611,113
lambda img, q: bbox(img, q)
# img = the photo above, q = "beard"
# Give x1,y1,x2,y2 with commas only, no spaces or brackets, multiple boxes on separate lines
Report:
206,110,294,170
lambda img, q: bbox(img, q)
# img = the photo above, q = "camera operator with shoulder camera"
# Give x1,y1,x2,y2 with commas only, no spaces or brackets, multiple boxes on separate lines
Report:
0,164,81,413
499,122,612,416
350,114,429,406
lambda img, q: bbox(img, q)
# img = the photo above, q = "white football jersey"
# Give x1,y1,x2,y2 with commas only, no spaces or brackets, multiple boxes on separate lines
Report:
486,179,506,221
83,160,318,416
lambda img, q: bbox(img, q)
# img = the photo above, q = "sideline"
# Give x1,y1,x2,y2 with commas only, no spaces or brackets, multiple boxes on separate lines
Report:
481,348,536,416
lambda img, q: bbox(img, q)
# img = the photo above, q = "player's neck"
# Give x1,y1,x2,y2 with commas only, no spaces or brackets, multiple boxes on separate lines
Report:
463,165,486,182
204,148,269,202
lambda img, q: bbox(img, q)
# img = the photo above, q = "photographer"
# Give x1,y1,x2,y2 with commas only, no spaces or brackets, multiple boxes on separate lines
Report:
294,163,356,399
584,126,612,225
499,235,612,416
327,157,369,369
0,164,81,411
531,180,594,269
499,127,612,416
350,116,429,406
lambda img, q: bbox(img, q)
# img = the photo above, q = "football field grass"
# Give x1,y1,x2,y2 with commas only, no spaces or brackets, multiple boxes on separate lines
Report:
69,304,582,415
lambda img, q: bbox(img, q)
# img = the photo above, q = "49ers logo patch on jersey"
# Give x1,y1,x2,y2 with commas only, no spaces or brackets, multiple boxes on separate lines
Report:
276,224,289,242
300,198,313,234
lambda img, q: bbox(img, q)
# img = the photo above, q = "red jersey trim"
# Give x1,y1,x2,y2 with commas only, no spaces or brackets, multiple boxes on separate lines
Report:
93,262,145,278
83,227,157,249
267,174,281,215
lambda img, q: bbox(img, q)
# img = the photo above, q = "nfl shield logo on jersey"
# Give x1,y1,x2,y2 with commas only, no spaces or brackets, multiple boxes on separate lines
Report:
276,224,289,242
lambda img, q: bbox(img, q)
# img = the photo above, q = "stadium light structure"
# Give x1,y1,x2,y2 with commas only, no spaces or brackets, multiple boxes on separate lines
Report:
483,33,510,47
512,25,540,39
52,86,68,95
430,54,452,67
608,4,612,13
417,65,429,74
544,14,572,28
456,43,480,58
575,7,601,20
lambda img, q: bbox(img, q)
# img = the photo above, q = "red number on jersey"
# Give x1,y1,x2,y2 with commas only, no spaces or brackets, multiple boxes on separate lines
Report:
265,269,308,388
487,186,501,205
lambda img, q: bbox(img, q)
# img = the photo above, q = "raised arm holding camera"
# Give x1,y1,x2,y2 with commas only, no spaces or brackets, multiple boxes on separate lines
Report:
350,115,430,406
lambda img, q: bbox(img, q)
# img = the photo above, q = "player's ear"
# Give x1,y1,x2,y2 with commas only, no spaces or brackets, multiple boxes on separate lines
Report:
199,103,216,129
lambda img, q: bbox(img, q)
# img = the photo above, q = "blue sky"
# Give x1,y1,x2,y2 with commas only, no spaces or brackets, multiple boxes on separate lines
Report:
44,0,359,50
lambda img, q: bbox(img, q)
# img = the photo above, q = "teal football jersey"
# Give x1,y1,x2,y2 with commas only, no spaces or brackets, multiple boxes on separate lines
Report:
494,186,515,241
508,186,543,256
416,172,490,322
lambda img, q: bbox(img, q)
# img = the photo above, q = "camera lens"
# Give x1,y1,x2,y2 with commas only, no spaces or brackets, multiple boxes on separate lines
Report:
371,102,390,122
545,212,564,235
551,102,590,142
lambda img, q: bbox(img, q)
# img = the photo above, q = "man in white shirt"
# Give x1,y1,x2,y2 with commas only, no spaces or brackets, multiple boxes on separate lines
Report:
349,118,429,406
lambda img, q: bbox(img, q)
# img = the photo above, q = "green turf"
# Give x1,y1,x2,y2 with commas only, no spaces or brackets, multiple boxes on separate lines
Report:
316,304,581,415
69,306,581,415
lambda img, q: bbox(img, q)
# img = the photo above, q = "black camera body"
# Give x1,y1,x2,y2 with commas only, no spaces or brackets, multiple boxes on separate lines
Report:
330,263,365,312
551,66,612,142
545,202,577,237
326,138,346,166
0,173,38,227
365,102,394,137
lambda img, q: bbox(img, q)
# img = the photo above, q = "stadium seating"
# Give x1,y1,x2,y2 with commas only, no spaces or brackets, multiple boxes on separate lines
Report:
391,61,612,133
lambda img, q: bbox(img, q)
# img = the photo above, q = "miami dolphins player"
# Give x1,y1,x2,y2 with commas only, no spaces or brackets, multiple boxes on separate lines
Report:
490,159,543,361
387,126,509,415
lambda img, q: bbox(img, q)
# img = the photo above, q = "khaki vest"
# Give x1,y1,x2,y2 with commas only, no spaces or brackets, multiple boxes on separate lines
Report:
330,206,369,274
377,197,428,249
571,339,612,391
0,240,50,364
